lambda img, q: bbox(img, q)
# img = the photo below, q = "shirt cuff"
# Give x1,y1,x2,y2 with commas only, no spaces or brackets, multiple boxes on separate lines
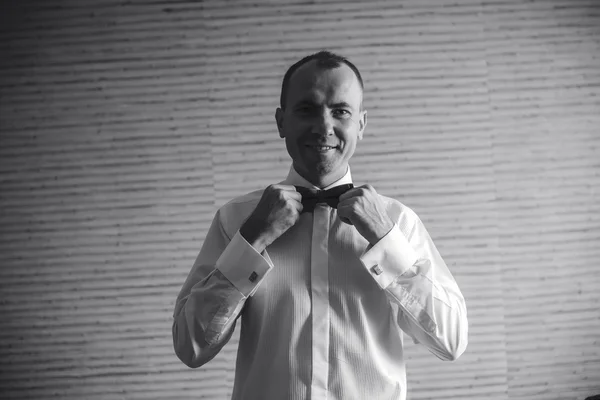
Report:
216,230,273,297
360,223,419,289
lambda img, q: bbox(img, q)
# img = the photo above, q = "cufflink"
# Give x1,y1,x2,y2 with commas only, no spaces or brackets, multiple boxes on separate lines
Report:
371,264,383,276
249,271,258,282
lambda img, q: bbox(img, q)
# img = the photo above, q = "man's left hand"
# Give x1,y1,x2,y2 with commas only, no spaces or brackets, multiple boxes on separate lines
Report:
337,184,394,246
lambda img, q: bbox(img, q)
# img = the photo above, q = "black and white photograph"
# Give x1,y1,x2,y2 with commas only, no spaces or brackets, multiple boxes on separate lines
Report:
1,1,599,399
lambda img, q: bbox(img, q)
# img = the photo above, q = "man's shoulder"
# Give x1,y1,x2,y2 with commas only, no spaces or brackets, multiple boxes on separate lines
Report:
214,188,265,236
218,188,265,217
222,188,264,208
378,193,420,226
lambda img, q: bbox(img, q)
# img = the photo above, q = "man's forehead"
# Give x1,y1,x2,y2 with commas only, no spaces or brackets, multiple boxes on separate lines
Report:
287,61,362,105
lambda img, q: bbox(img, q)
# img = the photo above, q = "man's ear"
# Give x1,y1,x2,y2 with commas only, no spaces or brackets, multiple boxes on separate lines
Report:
275,107,285,138
358,110,367,140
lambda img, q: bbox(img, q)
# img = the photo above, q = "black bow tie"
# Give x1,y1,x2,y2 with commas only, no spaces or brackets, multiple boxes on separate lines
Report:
294,184,354,213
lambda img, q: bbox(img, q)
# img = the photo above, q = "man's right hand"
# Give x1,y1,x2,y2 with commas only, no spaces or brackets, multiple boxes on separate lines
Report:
239,184,303,253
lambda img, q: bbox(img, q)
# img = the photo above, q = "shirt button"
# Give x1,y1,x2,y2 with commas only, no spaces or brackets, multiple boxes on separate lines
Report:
372,264,383,275
248,271,258,282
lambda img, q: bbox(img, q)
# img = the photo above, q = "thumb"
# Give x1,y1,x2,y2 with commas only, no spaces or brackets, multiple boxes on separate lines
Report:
339,215,353,225
337,204,353,225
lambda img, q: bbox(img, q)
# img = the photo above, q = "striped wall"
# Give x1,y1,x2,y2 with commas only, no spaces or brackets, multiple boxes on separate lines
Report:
1,0,599,399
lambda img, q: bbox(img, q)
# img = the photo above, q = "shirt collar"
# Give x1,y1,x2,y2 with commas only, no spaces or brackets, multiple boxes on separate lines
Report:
282,165,353,190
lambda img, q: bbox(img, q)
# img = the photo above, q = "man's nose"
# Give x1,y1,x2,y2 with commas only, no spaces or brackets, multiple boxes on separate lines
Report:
312,111,334,136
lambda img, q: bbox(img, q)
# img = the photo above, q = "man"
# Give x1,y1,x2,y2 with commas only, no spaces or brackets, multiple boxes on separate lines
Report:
172,51,468,400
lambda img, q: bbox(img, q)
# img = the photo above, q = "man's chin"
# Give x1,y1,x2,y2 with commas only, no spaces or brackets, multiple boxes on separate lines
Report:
295,154,344,173
306,163,338,178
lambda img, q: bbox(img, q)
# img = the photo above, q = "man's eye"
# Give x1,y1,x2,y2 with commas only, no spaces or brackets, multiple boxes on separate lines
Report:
333,109,350,117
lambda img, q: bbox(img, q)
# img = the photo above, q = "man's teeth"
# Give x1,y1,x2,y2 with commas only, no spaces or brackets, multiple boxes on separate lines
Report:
313,146,335,149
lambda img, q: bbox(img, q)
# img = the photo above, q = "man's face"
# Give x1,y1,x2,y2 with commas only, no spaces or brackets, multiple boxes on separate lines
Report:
276,61,367,186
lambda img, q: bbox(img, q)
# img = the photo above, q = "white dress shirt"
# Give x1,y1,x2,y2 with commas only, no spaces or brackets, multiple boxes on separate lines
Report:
172,166,468,400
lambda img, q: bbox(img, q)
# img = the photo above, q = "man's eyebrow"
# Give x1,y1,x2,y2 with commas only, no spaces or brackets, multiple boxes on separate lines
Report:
330,101,352,109
292,100,354,109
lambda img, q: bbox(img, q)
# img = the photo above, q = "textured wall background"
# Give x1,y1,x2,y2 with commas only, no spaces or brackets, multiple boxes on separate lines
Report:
1,1,599,399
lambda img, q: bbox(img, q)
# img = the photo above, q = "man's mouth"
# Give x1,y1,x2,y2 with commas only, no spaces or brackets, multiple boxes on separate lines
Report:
306,144,338,151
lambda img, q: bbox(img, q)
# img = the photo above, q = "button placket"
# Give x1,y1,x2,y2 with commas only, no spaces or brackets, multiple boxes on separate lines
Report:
310,204,331,400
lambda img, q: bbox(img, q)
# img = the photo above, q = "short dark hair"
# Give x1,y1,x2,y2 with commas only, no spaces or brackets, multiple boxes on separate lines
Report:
279,50,364,110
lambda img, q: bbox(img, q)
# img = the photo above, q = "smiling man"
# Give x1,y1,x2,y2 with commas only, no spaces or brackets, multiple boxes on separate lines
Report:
172,51,468,400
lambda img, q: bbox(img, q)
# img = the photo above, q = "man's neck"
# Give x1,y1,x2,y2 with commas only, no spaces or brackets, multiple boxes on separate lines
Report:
294,165,348,189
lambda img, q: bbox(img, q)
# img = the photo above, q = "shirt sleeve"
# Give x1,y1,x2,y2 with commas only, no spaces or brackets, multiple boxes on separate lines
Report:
172,210,273,368
359,212,468,361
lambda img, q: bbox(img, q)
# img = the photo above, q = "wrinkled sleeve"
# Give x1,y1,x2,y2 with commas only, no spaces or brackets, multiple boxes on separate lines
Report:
172,210,273,368
360,211,468,361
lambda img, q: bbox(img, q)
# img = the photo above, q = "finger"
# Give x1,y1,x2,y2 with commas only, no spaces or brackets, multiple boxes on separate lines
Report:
337,206,354,225
285,190,303,202
273,184,299,191
337,203,352,219
338,188,361,202
337,195,358,208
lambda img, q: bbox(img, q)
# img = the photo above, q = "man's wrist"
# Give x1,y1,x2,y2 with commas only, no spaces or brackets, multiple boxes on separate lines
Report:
239,220,268,253
368,220,395,246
